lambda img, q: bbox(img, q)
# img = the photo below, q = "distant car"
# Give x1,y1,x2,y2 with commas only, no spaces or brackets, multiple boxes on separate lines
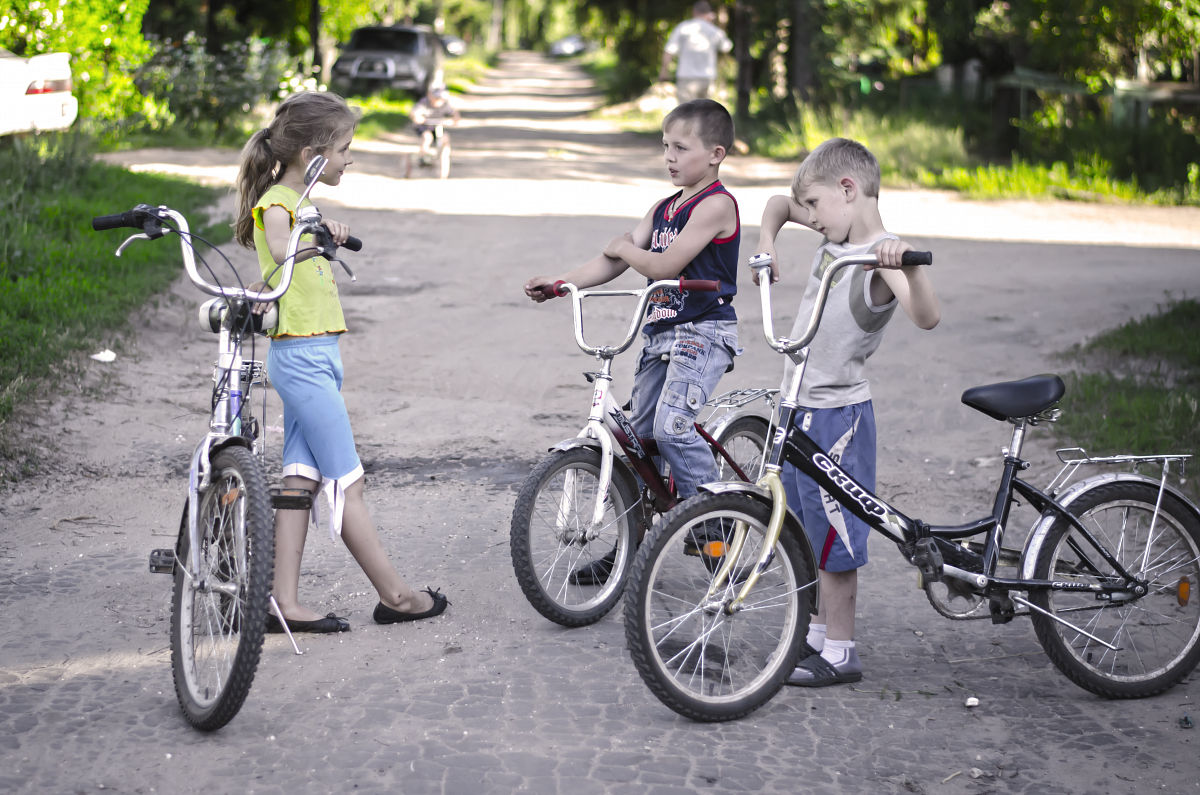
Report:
0,48,78,136
331,26,444,97
548,35,586,57
440,34,467,58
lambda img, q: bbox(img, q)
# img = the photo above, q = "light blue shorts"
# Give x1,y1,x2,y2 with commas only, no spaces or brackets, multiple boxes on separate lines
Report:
267,335,364,538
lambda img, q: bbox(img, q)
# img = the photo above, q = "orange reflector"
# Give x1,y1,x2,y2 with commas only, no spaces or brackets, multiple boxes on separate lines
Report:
703,541,727,558
1179,576,1191,608
220,487,241,507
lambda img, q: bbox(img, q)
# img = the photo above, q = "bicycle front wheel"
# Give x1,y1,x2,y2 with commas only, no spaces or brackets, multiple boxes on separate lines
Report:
510,447,639,627
1030,481,1200,698
171,445,274,730
624,493,814,721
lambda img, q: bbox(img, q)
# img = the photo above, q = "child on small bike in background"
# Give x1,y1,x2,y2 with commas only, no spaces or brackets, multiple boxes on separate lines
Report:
411,86,460,167
234,91,448,634
523,98,742,584
753,137,939,686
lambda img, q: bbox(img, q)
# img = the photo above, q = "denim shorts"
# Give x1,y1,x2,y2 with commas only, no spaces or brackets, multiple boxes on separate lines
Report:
629,319,739,500
267,334,364,539
781,401,877,572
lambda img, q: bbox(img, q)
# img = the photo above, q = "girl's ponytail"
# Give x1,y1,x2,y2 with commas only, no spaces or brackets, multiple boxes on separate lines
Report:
234,92,357,250
235,128,278,249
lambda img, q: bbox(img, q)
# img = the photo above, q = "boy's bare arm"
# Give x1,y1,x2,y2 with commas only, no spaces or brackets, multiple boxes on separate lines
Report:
872,238,940,330
522,207,657,302
752,195,815,284
603,194,736,281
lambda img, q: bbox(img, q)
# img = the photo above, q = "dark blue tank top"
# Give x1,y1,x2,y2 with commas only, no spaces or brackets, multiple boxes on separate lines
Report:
642,180,740,335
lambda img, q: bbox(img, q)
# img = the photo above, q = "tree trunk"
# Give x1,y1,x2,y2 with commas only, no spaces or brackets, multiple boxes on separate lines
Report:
488,0,503,51
789,0,813,102
735,1,751,121
205,0,223,54
310,0,322,76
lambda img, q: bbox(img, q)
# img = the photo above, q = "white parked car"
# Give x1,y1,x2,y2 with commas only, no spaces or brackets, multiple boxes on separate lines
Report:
0,48,78,136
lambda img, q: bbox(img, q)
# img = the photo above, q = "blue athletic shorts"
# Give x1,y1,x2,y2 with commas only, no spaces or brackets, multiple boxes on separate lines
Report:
267,334,364,539
781,401,877,572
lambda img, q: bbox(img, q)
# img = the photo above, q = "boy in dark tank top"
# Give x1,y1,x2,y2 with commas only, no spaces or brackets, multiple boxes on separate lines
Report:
523,99,742,584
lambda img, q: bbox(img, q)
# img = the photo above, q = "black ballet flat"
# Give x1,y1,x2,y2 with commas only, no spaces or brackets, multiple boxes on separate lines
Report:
373,587,450,624
266,612,351,634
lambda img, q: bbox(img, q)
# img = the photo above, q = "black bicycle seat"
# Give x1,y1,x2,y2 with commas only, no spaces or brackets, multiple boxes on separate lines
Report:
961,374,1065,421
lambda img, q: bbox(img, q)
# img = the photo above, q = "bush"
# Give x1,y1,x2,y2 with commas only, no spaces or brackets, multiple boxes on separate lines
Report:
135,34,292,138
0,133,227,425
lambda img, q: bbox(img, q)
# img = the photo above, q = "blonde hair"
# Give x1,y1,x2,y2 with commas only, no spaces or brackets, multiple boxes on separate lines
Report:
791,137,880,201
234,92,357,249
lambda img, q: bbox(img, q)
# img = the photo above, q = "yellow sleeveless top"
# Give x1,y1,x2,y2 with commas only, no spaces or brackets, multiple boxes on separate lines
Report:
252,184,347,338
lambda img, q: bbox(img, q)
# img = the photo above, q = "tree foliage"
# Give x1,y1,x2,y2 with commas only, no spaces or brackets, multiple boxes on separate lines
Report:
0,0,157,123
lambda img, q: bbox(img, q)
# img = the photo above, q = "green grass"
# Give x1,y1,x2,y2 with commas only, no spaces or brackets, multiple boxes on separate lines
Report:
0,134,228,427
1056,299,1200,477
348,93,415,140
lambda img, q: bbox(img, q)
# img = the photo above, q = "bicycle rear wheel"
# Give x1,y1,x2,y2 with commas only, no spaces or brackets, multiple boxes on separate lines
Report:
510,447,639,626
624,493,813,721
1030,481,1200,698
710,416,769,482
171,445,274,730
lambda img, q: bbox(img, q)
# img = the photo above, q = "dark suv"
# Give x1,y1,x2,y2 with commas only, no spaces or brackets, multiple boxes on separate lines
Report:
331,26,444,96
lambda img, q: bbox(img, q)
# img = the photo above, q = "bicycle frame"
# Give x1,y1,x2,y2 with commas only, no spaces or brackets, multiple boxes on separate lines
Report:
551,279,759,531
709,255,1179,647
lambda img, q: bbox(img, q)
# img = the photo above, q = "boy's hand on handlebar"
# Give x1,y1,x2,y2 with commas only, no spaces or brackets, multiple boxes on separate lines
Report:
750,244,780,285
323,219,350,247
524,276,557,303
868,238,914,270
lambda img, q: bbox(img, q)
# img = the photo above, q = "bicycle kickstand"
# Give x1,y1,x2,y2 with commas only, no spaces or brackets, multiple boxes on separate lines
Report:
269,595,303,655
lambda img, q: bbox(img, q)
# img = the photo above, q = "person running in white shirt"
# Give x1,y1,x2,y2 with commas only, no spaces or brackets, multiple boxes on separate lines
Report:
659,1,733,103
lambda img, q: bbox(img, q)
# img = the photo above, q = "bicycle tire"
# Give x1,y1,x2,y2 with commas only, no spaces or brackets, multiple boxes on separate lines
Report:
171,445,274,730
624,492,813,721
1030,481,1200,698
710,416,769,482
510,447,639,627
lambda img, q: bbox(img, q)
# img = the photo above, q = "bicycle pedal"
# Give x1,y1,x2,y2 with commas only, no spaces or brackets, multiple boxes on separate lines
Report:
270,487,313,511
149,548,176,574
989,596,1015,624
912,538,944,582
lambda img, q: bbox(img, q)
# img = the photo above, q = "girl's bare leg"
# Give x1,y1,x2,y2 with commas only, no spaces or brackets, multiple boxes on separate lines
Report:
340,476,434,613
816,569,857,641
272,475,324,621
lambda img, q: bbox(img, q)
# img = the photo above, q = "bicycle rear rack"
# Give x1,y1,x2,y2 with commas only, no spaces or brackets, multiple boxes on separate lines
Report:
704,387,779,410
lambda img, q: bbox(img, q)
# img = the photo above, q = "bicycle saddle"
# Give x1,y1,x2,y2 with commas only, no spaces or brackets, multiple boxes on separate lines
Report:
961,374,1065,421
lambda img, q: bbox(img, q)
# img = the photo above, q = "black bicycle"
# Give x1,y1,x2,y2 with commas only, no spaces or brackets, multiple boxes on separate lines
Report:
624,250,1200,721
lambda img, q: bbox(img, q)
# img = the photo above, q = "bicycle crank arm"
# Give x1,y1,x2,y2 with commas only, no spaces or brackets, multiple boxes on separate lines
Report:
942,564,988,589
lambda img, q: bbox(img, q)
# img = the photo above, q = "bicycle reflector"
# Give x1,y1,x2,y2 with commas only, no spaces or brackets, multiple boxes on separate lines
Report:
703,541,727,558
1180,576,1191,608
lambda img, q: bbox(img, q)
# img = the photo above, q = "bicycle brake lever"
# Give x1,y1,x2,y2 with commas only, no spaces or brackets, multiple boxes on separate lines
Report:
329,256,356,281
115,233,150,257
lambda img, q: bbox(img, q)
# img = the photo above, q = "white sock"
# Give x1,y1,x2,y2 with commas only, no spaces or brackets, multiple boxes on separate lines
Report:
821,638,854,667
806,623,826,651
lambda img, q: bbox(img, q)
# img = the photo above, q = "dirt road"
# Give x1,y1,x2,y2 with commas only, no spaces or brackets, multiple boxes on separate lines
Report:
3,52,1198,794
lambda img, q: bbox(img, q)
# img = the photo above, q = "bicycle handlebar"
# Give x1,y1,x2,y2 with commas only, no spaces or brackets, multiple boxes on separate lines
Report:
748,250,932,355
552,277,719,358
91,205,362,303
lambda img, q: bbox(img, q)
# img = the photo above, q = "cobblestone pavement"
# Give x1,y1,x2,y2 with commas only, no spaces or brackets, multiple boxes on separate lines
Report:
2,53,1198,795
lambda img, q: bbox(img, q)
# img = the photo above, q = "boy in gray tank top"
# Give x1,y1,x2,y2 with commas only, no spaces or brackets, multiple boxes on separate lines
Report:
754,138,941,687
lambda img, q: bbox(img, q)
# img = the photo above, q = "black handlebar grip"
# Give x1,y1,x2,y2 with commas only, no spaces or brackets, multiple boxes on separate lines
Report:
901,251,933,267
91,211,139,231
342,235,363,252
